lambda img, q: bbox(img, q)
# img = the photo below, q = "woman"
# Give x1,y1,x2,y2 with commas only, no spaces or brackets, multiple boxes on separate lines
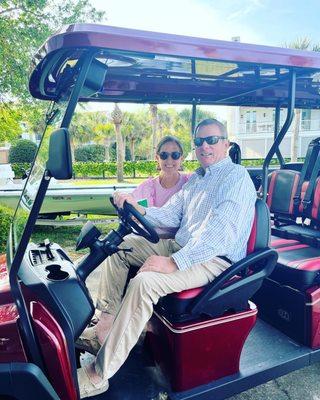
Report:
77,136,190,353
132,135,189,207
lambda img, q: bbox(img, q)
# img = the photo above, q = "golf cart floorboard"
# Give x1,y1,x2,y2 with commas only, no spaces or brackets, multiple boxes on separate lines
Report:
92,319,320,400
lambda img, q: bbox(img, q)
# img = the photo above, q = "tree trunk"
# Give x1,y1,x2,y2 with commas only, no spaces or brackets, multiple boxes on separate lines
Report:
115,123,124,182
104,137,111,162
150,104,158,159
69,133,75,162
130,138,135,161
291,109,301,162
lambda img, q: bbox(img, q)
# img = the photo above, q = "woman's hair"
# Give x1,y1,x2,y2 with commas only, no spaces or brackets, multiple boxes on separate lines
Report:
156,135,184,154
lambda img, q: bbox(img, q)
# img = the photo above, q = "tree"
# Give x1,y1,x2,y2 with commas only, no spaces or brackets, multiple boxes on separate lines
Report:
94,120,115,162
149,104,158,159
121,111,151,161
111,104,124,182
0,1,105,142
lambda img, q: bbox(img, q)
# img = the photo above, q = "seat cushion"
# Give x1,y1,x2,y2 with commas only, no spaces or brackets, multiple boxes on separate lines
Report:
270,243,320,290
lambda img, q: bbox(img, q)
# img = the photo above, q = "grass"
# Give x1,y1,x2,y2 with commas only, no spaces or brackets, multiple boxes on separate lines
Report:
31,217,118,259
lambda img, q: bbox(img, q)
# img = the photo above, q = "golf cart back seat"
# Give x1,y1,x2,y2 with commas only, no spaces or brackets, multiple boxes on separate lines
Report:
264,138,320,290
155,199,277,323
268,175,320,290
267,137,320,241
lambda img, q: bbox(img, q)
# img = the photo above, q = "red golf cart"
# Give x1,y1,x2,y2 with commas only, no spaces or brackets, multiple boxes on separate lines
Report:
1,24,320,399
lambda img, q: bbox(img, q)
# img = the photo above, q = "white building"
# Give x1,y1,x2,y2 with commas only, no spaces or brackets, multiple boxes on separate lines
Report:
227,107,320,160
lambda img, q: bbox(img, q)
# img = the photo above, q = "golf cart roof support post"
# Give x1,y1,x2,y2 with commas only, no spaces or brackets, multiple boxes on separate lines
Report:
274,102,285,168
60,50,96,129
191,103,197,135
261,70,296,202
8,51,96,375
191,59,197,136
9,175,51,372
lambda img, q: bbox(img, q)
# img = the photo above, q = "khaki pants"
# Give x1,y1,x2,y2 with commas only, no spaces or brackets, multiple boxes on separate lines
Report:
94,234,230,380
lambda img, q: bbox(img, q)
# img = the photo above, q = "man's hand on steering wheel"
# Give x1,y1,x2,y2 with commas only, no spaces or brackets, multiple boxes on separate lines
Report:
113,191,146,215
111,192,159,244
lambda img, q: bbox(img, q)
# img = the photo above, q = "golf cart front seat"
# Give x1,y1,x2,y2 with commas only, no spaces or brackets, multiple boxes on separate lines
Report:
155,199,278,323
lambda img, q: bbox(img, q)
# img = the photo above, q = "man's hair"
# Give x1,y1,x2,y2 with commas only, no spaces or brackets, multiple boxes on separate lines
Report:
156,135,184,154
194,118,228,139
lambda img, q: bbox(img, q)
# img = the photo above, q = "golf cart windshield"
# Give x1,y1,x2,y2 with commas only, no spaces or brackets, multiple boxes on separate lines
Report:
9,102,67,264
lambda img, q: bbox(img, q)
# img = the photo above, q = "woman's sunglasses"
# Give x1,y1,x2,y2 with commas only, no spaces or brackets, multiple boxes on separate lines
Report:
193,135,227,147
159,151,182,160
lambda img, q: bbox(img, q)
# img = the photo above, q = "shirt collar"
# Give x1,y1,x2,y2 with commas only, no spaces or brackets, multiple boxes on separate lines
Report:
196,156,231,176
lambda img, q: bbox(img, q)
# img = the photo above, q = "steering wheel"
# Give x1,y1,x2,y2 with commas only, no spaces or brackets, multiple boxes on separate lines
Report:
110,198,159,244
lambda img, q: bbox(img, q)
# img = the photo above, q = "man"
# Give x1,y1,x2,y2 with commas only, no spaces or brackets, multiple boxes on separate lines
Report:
77,118,257,398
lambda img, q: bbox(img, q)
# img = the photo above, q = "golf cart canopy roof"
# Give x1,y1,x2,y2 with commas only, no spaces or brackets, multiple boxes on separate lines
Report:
29,23,320,108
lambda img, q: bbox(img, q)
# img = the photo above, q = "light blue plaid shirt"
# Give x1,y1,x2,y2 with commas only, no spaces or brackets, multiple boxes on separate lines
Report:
145,157,257,271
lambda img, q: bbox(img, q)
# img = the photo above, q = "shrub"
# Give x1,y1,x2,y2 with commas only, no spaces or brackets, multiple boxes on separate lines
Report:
11,162,31,179
74,144,105,162
9,139,37,163
0,205,14,253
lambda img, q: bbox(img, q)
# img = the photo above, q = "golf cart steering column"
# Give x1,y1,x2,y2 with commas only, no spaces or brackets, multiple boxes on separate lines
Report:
76,221,132,281
76,200,159,282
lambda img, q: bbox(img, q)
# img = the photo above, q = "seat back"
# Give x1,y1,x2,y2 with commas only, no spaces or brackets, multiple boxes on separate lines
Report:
247,197,270,254
267,137,320,221
229,142,241,165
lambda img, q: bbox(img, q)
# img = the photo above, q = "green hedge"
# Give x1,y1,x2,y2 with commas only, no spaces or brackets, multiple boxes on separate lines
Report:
9,139,37,163
74,144,105,162
11,158,305,180
0,205,14,253
11,162,31,178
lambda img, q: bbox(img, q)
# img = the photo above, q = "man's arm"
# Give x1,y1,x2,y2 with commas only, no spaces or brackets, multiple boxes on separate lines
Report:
144,186,185,228
172,172,256,270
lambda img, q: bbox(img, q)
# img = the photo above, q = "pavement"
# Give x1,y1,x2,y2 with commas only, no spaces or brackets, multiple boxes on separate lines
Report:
85,263,320,400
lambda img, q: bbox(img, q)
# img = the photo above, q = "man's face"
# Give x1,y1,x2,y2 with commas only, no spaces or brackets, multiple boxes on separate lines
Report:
195,124,229,168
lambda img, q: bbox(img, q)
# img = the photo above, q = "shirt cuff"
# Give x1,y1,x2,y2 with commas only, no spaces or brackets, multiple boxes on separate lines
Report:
171,249,193,271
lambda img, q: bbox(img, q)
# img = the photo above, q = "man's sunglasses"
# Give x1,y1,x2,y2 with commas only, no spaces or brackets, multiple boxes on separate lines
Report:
193,135,227,147
159,151,182,160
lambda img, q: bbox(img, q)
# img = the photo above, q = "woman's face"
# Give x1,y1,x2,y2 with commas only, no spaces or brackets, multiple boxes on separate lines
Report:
156,141,183,174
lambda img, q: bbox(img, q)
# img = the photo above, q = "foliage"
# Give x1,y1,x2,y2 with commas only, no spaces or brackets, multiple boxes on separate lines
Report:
0,104,23,142
9,139,37,163
73,160,200,178
0,205,14,253
110,142,131,162
74,144,105,162
0,1,105,143
11,162,30,178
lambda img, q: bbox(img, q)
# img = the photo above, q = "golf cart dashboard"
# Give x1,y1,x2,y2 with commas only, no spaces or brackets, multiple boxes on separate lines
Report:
19,241,94,338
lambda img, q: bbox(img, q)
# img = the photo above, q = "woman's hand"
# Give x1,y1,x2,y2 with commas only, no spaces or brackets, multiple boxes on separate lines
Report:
113,191,146,215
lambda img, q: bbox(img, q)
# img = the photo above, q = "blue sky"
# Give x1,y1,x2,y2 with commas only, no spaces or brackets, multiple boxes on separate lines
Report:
93,0,320,47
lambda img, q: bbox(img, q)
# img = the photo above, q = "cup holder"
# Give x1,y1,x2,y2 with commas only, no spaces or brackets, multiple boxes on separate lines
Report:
45,264,69,281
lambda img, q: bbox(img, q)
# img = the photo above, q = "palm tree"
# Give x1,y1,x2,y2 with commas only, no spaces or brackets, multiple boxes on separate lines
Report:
94,121,114,162
149,104,158,159
111,104,124,182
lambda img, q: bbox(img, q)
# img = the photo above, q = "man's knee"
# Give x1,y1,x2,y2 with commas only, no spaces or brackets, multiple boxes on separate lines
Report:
128,272,156,295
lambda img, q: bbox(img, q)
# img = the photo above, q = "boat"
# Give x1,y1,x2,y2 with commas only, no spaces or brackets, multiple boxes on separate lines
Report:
0,179,137,216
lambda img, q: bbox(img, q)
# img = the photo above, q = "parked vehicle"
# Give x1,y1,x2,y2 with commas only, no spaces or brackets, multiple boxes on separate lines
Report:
1,24,320,400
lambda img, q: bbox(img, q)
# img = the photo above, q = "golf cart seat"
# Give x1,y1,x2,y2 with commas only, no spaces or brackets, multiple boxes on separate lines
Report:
155,199,277,323
229,141,241,164
268,175,320,290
